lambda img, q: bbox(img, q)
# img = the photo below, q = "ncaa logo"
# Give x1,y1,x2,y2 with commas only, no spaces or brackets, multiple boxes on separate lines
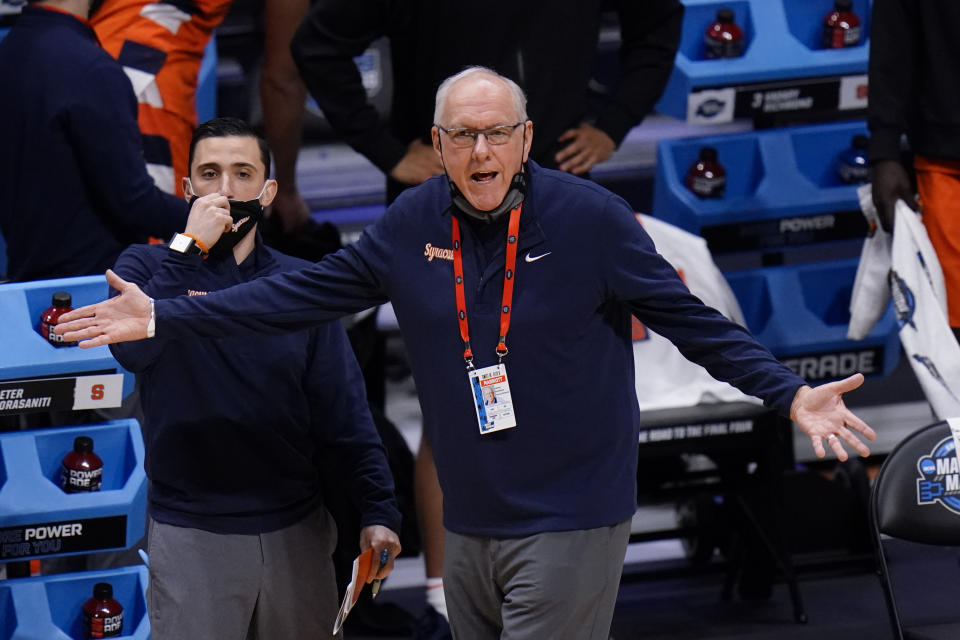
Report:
916,436,960,515
687,88,735,124
696,99,725,118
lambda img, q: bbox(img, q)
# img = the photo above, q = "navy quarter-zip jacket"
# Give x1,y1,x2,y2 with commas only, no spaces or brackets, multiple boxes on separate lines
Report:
155,162,806,537
111,237,400,535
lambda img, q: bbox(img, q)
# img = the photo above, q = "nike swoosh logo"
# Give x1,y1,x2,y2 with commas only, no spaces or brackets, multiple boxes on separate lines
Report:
525,251,552,263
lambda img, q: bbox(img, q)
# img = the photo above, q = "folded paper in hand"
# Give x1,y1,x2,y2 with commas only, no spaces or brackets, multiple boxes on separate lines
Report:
332,547,374,636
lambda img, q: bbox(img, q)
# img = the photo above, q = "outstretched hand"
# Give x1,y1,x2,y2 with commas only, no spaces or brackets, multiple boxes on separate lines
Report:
53,270,152,348
790,373,876,461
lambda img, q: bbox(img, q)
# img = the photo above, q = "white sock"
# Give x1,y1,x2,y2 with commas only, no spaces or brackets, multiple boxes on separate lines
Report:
426,577,448,620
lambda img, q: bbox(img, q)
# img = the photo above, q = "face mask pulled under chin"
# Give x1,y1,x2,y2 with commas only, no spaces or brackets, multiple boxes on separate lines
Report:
186,180,267,258
448,169,527,222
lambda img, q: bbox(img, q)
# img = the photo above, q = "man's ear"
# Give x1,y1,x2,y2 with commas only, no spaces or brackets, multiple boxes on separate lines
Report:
182,177,193,202
432,126,442,156
522,120,533,164
259,179,279,207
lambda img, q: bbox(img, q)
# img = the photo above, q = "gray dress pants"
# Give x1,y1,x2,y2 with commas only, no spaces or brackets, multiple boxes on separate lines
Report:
146,507,339,640
444,519,631,640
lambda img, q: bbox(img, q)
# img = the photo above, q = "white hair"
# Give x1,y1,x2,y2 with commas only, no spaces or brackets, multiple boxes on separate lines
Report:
433,66,528,126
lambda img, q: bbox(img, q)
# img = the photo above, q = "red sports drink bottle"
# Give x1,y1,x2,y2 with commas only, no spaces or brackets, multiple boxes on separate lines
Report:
705,8,744,59
39,291,76,346
823,0,861,49
83,582,123,638
61,436,104,493
685,147,727,199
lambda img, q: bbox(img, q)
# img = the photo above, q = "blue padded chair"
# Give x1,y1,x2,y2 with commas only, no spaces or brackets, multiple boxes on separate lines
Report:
870,420,960,640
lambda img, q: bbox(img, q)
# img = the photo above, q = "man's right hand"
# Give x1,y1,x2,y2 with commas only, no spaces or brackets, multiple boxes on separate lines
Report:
871,160,919,232
388,140,444,185
54,270,152,348
185,193,233,249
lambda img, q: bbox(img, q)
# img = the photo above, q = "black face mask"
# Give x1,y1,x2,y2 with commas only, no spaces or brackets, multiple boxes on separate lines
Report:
187,195,265,259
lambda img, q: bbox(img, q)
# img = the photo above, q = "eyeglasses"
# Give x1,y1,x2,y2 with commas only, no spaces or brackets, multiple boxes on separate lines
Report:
436,122,524,148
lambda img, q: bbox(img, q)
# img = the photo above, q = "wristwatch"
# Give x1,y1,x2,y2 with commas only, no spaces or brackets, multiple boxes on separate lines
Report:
169,233,203,255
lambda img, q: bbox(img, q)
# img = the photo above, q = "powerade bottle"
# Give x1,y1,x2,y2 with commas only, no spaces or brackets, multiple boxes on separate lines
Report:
836,134,870,184
83,582,124,638
685,147,727,199
39,291,76,347
704,8,744,59
61,436,103,493
823,0,861,49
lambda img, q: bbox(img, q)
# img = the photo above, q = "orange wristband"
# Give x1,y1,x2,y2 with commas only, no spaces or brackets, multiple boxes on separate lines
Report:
182,233,210,255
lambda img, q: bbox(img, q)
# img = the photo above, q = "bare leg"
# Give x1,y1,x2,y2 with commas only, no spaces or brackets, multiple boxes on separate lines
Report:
260,0,310,233
416,431,447,618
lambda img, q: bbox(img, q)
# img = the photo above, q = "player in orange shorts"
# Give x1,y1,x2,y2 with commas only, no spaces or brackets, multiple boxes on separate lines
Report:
913,157,960,331
868,0,960,341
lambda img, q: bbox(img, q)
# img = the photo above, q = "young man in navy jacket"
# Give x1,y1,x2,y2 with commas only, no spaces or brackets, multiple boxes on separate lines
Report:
60,72,876,639
107,118,400,639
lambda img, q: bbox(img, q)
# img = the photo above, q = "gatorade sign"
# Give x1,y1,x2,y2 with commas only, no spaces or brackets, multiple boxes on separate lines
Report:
781,347,882,382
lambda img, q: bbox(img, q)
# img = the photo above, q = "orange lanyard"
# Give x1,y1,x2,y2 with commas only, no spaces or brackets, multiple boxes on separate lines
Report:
451,204,523,369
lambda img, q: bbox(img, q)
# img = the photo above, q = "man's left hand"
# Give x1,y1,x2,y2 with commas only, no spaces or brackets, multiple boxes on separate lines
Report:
555,124,616,175
359,525,401,583
790,373,876,461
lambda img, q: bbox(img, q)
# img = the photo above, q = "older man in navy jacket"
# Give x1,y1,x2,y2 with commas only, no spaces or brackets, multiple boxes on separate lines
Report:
57,68,876,640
